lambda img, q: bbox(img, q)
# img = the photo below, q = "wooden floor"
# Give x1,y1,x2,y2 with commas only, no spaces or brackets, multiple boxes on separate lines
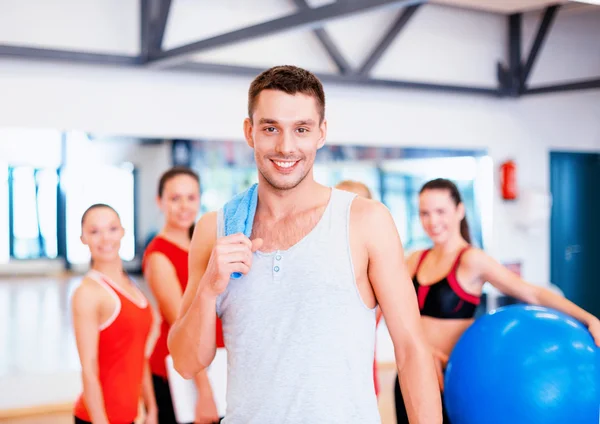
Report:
0,275,399,423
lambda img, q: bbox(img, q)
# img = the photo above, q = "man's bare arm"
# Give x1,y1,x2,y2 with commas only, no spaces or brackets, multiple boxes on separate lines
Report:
167,212,218,378
168,211,261,379
357,199,442,423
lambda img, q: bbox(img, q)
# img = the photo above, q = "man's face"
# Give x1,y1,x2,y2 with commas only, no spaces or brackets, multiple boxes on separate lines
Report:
244,89,327,191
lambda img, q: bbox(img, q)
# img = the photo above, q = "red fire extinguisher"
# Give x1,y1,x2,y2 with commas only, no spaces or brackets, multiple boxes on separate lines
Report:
500,160,517,200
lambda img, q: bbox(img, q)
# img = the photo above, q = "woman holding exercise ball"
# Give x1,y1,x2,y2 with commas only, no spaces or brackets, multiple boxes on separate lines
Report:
143,167,224,424
72,204,157,424
394,178,600,423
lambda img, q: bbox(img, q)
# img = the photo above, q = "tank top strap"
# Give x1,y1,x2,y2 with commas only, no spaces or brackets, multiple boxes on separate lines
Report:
323,188,356,233
415,249,431,274
87,269,119,296
449,245,471,275
87,270,148,309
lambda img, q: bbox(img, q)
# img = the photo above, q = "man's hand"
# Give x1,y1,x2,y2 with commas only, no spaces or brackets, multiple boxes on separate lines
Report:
201,233,263,298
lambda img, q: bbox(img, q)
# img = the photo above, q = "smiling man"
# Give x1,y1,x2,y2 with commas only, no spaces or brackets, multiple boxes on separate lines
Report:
168,65,442,423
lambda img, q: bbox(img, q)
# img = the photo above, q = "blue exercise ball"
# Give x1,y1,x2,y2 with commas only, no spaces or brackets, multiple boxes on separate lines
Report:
444,305,599,424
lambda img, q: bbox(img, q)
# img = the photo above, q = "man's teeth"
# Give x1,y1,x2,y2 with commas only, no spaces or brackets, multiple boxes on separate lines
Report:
274,161,295,168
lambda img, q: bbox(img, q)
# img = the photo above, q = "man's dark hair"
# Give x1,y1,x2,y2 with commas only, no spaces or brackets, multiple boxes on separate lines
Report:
248,65,326,123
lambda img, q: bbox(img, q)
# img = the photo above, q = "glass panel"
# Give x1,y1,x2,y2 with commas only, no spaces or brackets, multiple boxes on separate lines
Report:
12,167,41,259
36,169,58,258
10,167,59,259
64,165,136,264
0,166,8,263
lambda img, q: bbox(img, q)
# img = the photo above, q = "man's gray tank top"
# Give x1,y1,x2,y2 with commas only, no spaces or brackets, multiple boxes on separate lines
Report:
216,188,380,423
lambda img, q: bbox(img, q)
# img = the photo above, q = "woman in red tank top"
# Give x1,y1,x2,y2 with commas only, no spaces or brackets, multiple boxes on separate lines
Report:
143,167,224,424
72,204,157,424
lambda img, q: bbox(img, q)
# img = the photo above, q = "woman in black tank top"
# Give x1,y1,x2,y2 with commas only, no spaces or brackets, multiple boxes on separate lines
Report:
394,178,600,424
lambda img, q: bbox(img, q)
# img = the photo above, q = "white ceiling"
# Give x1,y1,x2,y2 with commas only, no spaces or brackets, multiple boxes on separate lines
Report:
430,0,591,13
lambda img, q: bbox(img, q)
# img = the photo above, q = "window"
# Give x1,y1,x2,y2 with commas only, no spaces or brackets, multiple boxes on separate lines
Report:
9,167,58,259
0,166,8,263
315,162,382,202
381,157,488,251
63,164,136,265
198,167,258,214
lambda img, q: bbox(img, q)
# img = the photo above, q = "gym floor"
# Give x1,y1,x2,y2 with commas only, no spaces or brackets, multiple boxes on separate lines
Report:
0,276,398,424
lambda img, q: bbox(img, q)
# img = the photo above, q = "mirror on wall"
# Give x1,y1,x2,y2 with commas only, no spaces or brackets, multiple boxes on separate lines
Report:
191,139,492,253
0,128,493,272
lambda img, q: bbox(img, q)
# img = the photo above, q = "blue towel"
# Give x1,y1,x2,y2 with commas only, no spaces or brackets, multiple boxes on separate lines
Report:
222,183,259,279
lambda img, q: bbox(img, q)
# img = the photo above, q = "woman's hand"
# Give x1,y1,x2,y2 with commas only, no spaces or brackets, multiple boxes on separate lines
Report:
195,391,220,424
432,349,449,391
143,406,158,424
587,317,600,347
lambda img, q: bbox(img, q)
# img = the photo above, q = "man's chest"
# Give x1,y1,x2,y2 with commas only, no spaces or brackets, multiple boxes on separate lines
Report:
251,207,325,252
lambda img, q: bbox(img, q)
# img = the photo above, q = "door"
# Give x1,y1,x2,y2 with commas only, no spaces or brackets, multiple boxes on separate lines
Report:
550,151,600,318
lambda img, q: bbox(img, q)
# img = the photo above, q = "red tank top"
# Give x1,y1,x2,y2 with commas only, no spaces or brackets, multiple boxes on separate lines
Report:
74,271,152,424
143,236,225,378
373,314,381,397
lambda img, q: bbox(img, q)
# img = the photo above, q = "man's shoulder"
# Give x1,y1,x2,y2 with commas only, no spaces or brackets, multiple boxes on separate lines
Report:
348,197,395,244
197,211,218,229
193,211,218,245
349,196,391,221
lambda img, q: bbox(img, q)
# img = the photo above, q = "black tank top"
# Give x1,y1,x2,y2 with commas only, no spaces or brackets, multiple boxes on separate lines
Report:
412,247,480,319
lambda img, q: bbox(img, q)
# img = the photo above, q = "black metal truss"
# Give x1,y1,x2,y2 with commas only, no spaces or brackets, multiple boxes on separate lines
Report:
291,0,352,75
358,4,421,77
173,61,500,96
496,4,599,96
0,0,598,97
0,44,140,66
521,5,559,91
526,78,600,95
146,0,425,68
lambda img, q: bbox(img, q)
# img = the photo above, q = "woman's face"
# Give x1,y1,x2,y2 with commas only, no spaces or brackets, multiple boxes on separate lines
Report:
419,189,464,245
80,207,124,263
158,174,200,231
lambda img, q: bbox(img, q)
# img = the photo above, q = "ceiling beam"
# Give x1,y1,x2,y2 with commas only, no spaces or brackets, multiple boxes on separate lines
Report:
525,78,600,95
292,0,352,75
498,12,523,97
520,5,560,90
147,0,427,68
173,61,501,96
0,45,140,66
140,0,152,62
357,4,421,76
152,0,172,52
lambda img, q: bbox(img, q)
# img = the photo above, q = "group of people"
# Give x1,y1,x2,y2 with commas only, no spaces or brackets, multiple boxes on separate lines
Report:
71,65,600,424
71,167,224,424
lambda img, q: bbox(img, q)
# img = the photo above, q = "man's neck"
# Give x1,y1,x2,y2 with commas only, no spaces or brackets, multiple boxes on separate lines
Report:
256,178,329,220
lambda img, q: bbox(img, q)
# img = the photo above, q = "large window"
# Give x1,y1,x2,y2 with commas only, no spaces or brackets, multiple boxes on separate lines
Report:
9,167,58,260
0,166,8,263
189,140,491,252
381,156,488,251
198,167,258,215
63,164,136,265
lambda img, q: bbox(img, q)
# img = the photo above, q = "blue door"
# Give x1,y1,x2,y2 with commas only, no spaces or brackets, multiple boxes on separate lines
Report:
550,151,600,318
